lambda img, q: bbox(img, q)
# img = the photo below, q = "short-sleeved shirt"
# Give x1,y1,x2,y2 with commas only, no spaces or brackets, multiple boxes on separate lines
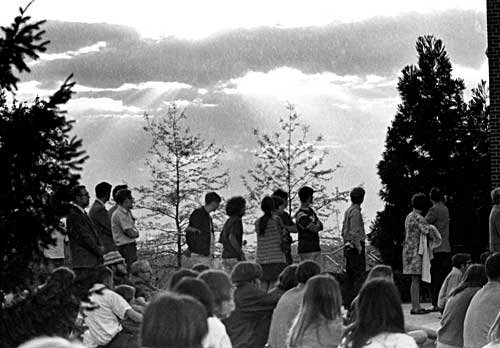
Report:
111,206,138,246
221,215,243,259
295,207,321,254
83,284,132,348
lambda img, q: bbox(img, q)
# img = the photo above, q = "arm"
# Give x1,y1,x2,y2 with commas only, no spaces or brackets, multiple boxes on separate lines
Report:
230,220,245,260
425,206,437,225
115,212,139,239
125,308,143,323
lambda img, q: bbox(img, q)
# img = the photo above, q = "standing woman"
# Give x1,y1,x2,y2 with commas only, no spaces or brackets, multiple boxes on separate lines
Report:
342,278,418,348
220,196,247,274
256,196,287,291
287,275,343,348
403,192,434,315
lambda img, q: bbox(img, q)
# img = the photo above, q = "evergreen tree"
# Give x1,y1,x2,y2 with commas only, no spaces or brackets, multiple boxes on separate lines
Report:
0,3,87,346
370,36,490,267
241,103,348,237
136,104,229,267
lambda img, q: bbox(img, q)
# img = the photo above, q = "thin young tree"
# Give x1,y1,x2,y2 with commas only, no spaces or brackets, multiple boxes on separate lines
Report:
241,103,348,236
136,104,229,266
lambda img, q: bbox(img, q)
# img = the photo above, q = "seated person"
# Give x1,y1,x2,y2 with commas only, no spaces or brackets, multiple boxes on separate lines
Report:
103,251,133,287
114,284,145,338
198,270,236,320
223,262,280,348
193,263,211,273
437,253,471,311
168,268,199,289
129,260,159,302
268,264,298,298
82,267,142,348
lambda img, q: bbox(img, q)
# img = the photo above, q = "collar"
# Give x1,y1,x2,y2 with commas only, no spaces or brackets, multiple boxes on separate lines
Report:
95,198,106,206
118,205,130,214
70,202,87,215
89,283,107,292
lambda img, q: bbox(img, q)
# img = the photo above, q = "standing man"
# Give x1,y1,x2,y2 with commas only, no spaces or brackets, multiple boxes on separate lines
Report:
272,189,296,265
66,185,104,296
185,192,221,267
108,184,128,220
111,189,139,269
295,186,323,266
89,182,116,253
426,187,451,312
342,187,366,308
489,188,500,253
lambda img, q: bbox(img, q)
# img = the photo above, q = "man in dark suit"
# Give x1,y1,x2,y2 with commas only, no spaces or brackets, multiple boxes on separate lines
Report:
67,185,104,297
89,182,116,253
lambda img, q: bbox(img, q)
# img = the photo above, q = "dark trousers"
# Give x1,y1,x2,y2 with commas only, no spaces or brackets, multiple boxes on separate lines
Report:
430,252,452,307
344,242,366,308
118,242,137,269
73,267,99,299
98,330,139,348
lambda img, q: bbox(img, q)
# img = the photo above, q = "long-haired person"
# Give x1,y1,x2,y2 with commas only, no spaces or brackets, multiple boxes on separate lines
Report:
141,292,208,348
255,196,287,291
437,264,487,348
342,279,418,348
287,275,343,348
220,196,247,274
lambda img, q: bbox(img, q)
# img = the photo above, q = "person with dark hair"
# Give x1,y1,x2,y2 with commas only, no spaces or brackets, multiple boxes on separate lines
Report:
108,184,128,220
255,196,287,291
287,275,343,348
269,264,298,298
481,251,493,265
111,189,139,269
129,260,159,302
437,253,472,310
490,188,500,253
175,278,232,348
186,192,222,268
224,262,280,348
141,292,208,348
464,253,500,348
437,264,487,348
198,270,235,320
220,196,246,273
267,260,321,348
168,268,199,289
82,267,142,348
272,189,296,265
342,186,367,309
403,192,441,315
343,279,418,348
425,187,452,312
295,186,323,266
193,263,211,273
66,185,104,297
89,181,116,253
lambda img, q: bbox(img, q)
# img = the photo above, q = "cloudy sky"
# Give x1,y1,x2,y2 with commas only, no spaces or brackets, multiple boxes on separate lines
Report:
2,1,488,231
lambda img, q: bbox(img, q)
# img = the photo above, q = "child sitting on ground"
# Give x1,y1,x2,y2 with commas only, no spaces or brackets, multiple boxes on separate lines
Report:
114,284,146,338
437,253,471,311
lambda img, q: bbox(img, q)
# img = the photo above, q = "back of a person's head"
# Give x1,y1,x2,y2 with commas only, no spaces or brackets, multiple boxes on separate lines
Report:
298,186,314,203
17,337,85,348
277,264,298,291
205,192,221,205
486,253,500,281
231,261,263,286
47,267,76,289
348,279,404,348
174,278,214,317
130,260,152,277
411,192,428,211
141,291,208,348
112,184,128,202
95,181,112,199
366,265,393,282
450,264,487,297
272,188,288,200
114,284,136,302
288,275,342,347
296,260,321,284
198,270,233,306
350,187,365,205
429,187,444,202
481,251,492,265
225,196,246,216
192,263,210,273
452,253,472,269
169,268,199,289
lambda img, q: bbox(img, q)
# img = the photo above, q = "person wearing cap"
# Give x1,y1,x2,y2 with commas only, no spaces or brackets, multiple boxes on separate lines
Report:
103,251,132,287
341,186,366,308
129,260,159,302
223,261,280,348
295,186,323,266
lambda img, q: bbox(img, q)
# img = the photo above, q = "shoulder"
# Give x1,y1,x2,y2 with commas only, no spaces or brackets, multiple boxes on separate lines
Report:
369,333,418,348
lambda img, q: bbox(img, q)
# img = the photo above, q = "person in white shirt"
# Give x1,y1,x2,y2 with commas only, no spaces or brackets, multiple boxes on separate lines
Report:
111,189,139,269
174,277,233,348
82,267,142,348
341,278,418,348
